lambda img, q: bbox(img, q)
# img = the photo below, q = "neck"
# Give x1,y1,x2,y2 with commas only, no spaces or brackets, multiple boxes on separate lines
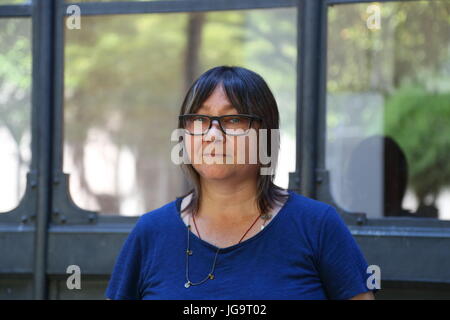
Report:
196,177,260,225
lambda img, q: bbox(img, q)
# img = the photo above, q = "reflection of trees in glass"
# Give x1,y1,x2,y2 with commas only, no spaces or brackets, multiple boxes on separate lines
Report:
327,2,450,217
328,1,450,94
65,14,189,214
64,9,296,214
201,10,296,136
384,86,450,216
0,0,27,4
0,19,31,211
65,0,152,2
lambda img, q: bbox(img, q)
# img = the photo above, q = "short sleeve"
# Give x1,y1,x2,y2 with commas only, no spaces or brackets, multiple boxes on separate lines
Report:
317,206,377,300
105,219,144,300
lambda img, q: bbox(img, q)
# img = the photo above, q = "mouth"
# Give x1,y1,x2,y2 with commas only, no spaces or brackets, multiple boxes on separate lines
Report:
203,153,229,157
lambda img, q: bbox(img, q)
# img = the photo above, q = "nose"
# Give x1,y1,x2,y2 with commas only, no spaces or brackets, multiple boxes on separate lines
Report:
204,119,224,141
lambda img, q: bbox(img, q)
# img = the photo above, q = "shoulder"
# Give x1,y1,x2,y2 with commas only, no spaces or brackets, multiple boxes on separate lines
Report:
286,191,336,223
285,191,345,240
134,198,179,235
286,191,356,262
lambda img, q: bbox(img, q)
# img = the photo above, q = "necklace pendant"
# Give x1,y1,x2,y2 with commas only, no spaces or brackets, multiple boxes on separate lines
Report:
208,273,214,280
261,225,265,230
184,281,191,288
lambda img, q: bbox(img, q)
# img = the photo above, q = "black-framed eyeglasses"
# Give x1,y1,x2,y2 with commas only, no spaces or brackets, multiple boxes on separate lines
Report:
179,114,262,136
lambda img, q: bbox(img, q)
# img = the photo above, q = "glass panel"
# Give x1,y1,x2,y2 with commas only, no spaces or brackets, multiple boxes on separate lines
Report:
66,0,172,2
327,1,450,220
0,18,32,213
64,8,297,216
0,0,29,4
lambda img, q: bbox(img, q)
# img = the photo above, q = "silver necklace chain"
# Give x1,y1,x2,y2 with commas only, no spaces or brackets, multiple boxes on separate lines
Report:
184,212,272,288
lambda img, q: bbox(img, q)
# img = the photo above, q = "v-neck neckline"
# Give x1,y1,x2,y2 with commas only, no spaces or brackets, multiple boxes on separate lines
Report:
172,190,293,253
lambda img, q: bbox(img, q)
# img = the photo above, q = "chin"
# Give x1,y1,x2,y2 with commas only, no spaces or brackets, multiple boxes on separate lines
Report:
194,164,236,180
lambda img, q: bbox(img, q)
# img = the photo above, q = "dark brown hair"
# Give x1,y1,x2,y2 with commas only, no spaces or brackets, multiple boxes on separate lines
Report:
177,65,289,217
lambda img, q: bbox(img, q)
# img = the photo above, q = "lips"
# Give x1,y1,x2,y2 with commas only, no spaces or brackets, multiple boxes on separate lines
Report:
203,153,228,157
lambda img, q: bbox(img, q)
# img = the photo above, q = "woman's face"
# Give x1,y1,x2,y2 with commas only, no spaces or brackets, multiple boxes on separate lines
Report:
184,85,260,182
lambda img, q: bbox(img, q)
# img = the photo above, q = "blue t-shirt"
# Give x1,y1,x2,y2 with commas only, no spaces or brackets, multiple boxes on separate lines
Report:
105,190,376,300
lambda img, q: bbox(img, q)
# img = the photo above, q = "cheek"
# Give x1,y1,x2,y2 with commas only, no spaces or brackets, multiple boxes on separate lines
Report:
185,134,260,168
184,135,202,161
231,135,259,164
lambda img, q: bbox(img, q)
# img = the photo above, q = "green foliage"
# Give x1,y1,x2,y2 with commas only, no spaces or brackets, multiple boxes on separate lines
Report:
2,2,449,212
327,1,450,206
384,85,450,200
64,9,297,155
0,18,31,144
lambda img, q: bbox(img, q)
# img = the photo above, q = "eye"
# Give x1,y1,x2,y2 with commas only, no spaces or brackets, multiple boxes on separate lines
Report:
228,117,241,124
192,116,206,122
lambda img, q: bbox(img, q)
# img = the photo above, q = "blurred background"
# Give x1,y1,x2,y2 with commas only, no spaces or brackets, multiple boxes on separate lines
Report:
0,0,449,299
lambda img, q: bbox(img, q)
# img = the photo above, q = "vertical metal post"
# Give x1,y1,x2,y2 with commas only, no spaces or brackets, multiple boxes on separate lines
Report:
52,0,64,177
31,0,55,300
293,0,326,198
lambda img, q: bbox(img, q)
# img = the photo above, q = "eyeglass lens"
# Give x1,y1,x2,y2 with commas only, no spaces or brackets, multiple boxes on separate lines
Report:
184,115,251,135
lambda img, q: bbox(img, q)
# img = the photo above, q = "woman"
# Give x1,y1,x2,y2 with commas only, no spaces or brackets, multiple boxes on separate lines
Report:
105,66,376,300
